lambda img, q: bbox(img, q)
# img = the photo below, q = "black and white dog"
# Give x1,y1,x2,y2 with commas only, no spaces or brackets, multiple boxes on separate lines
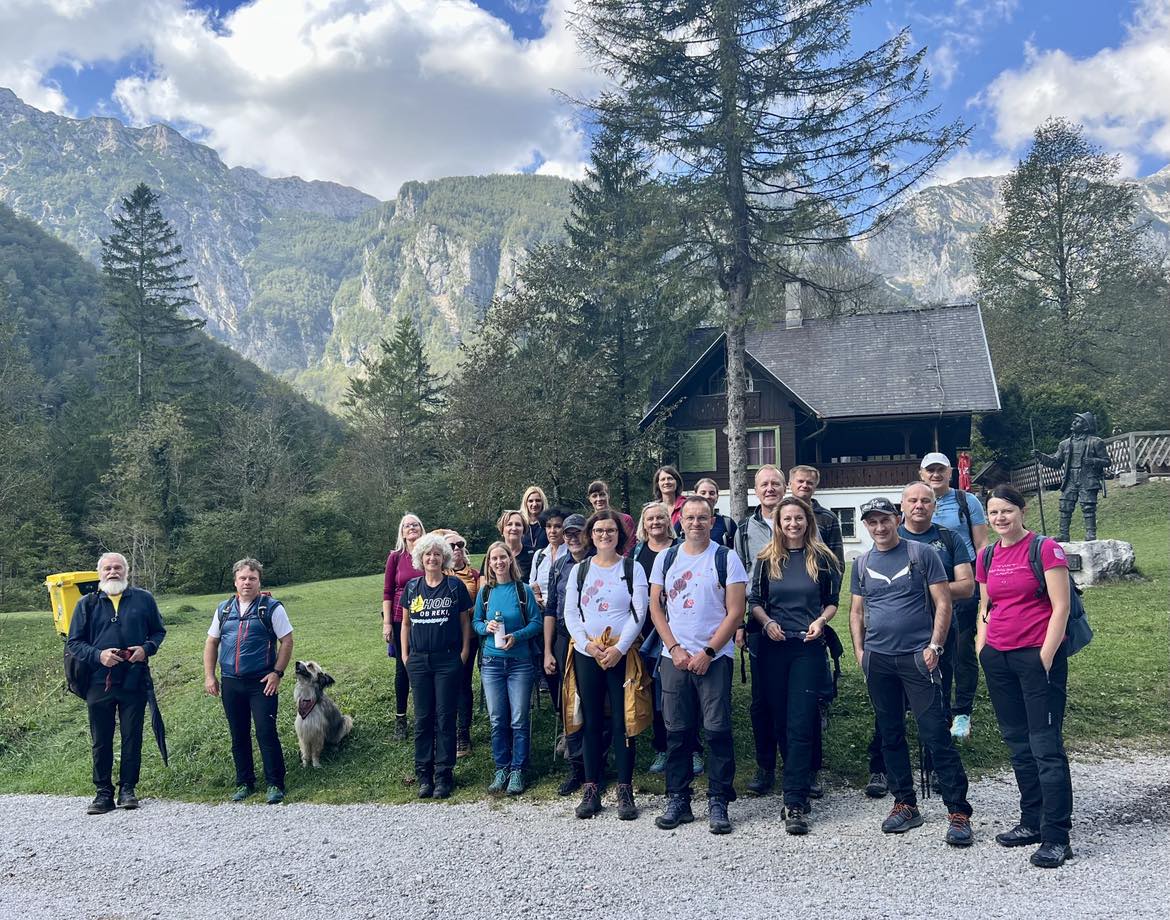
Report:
293,660,354,768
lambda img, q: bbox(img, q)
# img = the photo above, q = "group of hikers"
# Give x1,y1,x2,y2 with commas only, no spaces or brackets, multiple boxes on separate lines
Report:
65,454,1078,869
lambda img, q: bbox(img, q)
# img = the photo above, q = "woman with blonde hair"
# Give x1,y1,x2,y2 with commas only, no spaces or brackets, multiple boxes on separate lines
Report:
746,495,841,835
473,541,542,795
383,512,425,740
483,509,535,582
519,486,550,553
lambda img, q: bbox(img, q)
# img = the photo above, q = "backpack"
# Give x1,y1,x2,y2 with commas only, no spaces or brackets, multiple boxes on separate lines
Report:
952,488,976,547
575,555,639,623
659,544,729,617
63,591,117,699
478,580,540,657
216,593,279,639
855,539,937,633
981,536,1092,655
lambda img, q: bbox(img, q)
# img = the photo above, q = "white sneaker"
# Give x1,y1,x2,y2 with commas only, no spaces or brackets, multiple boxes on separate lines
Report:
950,714,972,740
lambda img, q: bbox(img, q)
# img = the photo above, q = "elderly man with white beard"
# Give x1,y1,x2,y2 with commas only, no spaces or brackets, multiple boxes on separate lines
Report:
66,552,166,815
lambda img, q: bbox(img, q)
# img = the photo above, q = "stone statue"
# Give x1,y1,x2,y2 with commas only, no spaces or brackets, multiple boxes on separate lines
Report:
1032,412,1110,541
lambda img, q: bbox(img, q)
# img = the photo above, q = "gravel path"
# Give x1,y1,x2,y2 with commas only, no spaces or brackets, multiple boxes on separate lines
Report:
3,754,1167,920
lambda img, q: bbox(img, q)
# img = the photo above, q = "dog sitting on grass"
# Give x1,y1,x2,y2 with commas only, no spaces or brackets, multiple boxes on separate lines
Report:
293,660,353,767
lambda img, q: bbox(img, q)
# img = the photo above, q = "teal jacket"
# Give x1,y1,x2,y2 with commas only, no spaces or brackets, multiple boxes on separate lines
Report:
473,581,541,658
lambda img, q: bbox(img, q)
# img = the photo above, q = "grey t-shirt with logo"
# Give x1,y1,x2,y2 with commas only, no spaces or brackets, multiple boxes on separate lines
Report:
850,540,947,655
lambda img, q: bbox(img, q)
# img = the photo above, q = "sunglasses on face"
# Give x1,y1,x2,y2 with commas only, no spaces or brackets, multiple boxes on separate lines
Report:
448,542,466,549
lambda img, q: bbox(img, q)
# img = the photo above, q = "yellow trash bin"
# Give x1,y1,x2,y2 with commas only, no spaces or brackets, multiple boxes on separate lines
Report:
44,571,100,638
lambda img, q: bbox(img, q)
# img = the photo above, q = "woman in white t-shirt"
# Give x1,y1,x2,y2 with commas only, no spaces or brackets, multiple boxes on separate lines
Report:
564,509,649,822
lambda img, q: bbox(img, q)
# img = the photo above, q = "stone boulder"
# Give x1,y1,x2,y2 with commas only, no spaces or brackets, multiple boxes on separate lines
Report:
1061,539,1136,588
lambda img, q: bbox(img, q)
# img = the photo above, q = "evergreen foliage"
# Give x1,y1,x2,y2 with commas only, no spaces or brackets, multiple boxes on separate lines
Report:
101,184,206,407
974,118,1170,443
572,0,968,517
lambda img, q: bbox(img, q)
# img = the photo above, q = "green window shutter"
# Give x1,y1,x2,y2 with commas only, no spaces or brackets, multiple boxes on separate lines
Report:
678,429,717,472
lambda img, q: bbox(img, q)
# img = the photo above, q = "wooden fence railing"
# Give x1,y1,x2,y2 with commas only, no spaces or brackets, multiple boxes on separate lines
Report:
1011,430,1170,493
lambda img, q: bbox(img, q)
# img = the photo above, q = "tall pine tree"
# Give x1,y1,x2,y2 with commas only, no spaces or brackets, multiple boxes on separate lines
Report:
101,183,205,408
573,0,966,517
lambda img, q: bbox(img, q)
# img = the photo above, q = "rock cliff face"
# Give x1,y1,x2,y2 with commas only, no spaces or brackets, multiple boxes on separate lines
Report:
3,86,1168,405
857,170,1170,301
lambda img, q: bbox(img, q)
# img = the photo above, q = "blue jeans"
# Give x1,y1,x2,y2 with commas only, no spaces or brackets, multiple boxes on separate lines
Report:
480,655,535,771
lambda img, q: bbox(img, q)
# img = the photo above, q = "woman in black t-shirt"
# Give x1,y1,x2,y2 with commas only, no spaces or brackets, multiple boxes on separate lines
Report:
401,533,473,800
481,509,535,582
747,495,841,835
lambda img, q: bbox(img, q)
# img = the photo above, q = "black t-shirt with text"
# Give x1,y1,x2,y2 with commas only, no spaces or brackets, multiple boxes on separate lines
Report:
401,576,472,654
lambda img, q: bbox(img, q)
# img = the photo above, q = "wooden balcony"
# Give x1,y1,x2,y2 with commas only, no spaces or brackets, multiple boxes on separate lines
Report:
817,460,922,490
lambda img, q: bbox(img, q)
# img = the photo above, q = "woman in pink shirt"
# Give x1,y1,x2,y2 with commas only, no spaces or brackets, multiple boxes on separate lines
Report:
383,513,425,740
975,484,1073,869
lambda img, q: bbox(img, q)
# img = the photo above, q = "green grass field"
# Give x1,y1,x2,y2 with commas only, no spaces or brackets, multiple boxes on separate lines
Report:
1,484,1167,804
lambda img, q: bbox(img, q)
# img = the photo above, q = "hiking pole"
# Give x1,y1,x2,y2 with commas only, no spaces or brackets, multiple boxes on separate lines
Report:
1029,417,1048,534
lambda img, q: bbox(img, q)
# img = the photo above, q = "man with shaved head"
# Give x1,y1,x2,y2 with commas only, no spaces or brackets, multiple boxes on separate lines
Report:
66,552,166,815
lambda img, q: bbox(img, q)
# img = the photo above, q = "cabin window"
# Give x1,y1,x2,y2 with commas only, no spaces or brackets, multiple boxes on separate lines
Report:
746,426,779,468
832,507,856,540
678,429,717,473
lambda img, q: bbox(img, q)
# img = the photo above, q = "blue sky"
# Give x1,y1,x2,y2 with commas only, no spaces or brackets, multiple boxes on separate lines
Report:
1,1,1166,198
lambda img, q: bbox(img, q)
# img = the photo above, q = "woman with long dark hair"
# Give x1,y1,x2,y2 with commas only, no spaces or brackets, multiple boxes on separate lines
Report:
747,495,841,835
976,484,1074,869
652,464,687,529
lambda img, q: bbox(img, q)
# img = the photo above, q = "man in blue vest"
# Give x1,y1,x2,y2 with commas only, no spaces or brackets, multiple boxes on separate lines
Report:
203,557,294,804
67,552,166,815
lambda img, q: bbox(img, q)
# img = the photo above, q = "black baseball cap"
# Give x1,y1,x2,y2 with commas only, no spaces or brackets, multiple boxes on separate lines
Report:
562,513,587,533
860,497,899,520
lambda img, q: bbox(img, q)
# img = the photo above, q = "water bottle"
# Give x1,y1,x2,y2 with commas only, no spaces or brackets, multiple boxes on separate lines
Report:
493,611,507,649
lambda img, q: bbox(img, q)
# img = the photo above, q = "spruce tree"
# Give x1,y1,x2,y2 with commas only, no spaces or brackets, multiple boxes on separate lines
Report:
101,183,204,407
572,0,966,517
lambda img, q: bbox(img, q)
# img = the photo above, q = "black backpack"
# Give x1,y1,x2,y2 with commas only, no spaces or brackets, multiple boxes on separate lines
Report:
981,535,1092,655
855,539,938,633
658,544,730,617
575,555,639,622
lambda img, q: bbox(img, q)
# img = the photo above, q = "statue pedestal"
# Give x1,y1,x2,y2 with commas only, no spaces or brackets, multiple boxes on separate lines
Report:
1060,539,1136,588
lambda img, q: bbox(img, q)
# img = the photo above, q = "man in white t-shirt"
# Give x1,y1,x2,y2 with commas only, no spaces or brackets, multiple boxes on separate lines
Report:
203,557,294,804
650,497,748,834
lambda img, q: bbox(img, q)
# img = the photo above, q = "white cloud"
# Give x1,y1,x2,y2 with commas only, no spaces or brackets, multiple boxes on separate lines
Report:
0,0,174,114
930,149,1016,184
984,0,1170,161
920,1,1019,90
0,0,597,198
107,0,598,198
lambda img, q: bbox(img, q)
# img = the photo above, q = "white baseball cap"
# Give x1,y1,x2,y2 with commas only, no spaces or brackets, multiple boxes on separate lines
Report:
920,452,952,469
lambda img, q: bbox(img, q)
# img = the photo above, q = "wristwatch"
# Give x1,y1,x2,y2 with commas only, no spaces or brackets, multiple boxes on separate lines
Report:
927,643,944,657
703,646,716,658
273,668,285,678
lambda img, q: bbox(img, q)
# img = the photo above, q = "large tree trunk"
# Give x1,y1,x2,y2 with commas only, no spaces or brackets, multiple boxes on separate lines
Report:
725,285,750,521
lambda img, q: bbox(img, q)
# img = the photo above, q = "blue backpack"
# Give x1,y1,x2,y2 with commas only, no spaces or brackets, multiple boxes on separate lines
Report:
981,535,1092,655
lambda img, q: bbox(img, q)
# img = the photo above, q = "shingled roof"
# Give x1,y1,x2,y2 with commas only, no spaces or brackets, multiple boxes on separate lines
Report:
642,302,1000,425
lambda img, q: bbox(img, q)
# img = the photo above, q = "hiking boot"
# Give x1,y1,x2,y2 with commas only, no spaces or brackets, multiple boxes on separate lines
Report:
87,793,115,815
575,782,602,819
881,802,924,834
783,804,809,836
231,784,255,802
950,714,972,740
265,786,285,805
809,773,824,800
946,812,974,847
433,775,454,799
488,768,509,795
1030,842,1074,869
558,771,584,797
655,794,694,830
692,753,704,776
506,770,525,796
615,783,638,821
648,751,668,774
996,824,1042,848
417,778,434,799
865,772,888,798
746,768,775,797
708,798,732,835
456,735,472,759
117,786,138,810
394,714,409,741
